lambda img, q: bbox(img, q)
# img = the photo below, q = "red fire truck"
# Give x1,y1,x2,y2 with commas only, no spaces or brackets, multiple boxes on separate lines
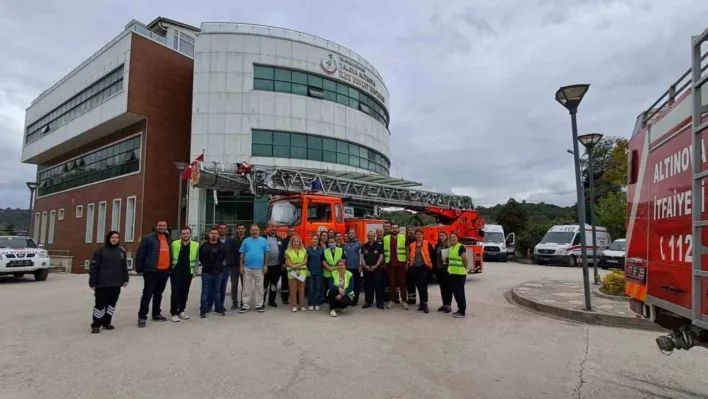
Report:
626,27,708,352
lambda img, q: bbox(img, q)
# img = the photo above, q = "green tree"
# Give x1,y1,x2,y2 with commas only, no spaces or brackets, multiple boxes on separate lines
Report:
603,138,628,187
496,198,528,236
597,191,627,240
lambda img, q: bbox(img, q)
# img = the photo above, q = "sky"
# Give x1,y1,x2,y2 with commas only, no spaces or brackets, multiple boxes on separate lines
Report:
1,0,707,209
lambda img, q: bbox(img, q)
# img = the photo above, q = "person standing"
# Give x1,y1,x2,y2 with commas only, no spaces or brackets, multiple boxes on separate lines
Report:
285,235,308,312
322,236,345,294
88,231,129,333
343,228,362,306
375,228,384,244
384,224,408,310
435,231,453,313
135,221,172,328
264,223,286,307
199,227,226,318
306,234,324,311
335,232,344,248
383,221,391,236
216,224,238,313
448,232,470,318
230,224,247,310
409,229,434,313
240,225,270,313
280,227,296,305
405,227,418,306
361,230,385,309
328,260,354,317
169,227,199,322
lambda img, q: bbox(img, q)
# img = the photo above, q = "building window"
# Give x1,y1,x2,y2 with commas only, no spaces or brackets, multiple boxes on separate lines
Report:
25,65,125,144
97,202,107,243
252,65,389,128
111,198,121,233
76,205,83,218
37,135,141,197
33,213,40,242
85,203,95,243
40,212,48,245
125,196,136,242
48,210,56,244
57,208,64,221
173,30,195,57
251,129,390,175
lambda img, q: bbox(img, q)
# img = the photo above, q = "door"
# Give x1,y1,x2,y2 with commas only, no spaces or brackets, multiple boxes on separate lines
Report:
505,233,516,255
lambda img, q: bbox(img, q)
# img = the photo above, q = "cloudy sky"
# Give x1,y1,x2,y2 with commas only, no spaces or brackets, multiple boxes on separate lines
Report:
1,0,707,208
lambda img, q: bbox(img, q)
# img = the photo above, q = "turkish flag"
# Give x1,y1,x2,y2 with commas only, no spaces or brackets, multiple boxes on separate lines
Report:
181,151,205,180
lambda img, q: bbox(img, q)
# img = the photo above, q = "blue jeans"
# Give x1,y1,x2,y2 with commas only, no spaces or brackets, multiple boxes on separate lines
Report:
201,273,224,314
214,267,230,311
308,275,324,305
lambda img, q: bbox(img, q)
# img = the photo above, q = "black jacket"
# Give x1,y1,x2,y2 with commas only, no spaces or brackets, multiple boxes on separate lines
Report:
222,236,239,267
199,241,226,274
89,233,129,288
135,231,172,273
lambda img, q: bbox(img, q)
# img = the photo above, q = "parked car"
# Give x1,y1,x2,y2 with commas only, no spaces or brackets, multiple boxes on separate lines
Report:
598,238,626,270
0,235,51,281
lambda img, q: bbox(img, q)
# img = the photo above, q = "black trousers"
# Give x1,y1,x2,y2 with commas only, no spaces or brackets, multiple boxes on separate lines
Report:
435,268,453,307
230,266,241,307
170,270,193,316
411,267,429,304
280,267,290,303
327,290,353,310
138,270,169,320
406,267,417,304
264,265,282,305
92,286,121,328
347,269,361,305
363,267,385,306
450,274,467,314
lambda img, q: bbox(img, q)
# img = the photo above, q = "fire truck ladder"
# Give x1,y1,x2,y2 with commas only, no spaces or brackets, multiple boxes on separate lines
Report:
691,27,708,330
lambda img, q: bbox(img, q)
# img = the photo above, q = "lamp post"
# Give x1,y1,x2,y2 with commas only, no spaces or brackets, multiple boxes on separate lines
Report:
555,84,593,311
578,133,604,286
175,162,188,232
26,182,38,238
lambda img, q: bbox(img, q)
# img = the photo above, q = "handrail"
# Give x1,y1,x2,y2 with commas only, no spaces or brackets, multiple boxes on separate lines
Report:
200,22,385,84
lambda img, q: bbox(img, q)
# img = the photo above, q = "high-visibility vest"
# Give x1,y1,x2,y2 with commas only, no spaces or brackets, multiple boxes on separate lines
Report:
170,240,199,275
285,248,309,279
383,234,407,263
330,269,354,297
448,243,466,275
409,240,432,269
323,247,343,278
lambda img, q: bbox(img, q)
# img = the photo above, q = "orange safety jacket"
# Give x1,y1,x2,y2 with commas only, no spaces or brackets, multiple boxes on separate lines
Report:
409,240,432,269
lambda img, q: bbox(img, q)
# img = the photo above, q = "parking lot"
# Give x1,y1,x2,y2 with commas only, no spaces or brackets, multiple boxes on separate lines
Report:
1,262,707,399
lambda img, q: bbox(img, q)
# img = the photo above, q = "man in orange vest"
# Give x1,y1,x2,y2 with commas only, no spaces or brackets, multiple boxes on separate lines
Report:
408,229,435,313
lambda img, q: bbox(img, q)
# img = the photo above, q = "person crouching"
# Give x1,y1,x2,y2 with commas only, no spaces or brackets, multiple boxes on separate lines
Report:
328,260,354,317
199,227,226,318
88,231,129,334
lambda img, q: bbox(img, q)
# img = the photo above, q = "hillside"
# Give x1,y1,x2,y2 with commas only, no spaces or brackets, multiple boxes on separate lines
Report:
0,208,31,231
476,201,575,225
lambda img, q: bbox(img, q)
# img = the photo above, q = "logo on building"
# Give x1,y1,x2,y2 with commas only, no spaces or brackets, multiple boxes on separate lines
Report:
321,53,338,75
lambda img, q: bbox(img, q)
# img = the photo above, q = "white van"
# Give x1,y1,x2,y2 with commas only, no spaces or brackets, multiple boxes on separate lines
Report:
533,224,611,267
482,224,515,262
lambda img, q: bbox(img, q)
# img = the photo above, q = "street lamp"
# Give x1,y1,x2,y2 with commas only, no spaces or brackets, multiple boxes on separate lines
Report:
579,133,604,286
555,83,593,311
26,182,38,238
175,162,189,231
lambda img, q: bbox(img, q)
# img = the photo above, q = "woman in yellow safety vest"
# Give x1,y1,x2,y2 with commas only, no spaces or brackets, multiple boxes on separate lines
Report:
285,235,308,312
322,236,345,295
328,259,354,317
448,232,470,318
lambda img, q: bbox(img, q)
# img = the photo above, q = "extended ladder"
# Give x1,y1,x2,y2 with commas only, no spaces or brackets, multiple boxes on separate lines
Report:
200,164,474,210
691,27,708,330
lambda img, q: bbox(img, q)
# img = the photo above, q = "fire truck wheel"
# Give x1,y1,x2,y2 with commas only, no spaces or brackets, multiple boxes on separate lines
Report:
34,269,49,281
568,255,578,267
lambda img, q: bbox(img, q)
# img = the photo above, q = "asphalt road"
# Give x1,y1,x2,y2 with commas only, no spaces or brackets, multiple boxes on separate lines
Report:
1,262,707,399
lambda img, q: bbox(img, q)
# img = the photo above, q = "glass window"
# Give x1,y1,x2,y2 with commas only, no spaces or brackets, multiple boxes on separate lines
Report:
273,132,290,145
348,88,359,100
292,84,308,96
336,94,349,105
360,159,369,170
307,149,322,161
323,90,336,102
337,152,348,165
323,79,337,92
308,135,322,149
349,156,359,167
254,79,274,91
349,98,359,109
307,202,331,222
252,144,272,157
323,150,337,163
337,141,349,153
254,66,274,79
335,204,343,223
274,68,291,82
292,71,308,85
291,147,307,159
274,81,291,93
337,83,349,95
291,134,307,147
323,138,337,151
308,75,323,88
273,145,290,158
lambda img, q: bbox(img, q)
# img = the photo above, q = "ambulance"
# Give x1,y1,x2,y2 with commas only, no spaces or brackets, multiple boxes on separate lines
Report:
533,224,611,266
482,224,515,262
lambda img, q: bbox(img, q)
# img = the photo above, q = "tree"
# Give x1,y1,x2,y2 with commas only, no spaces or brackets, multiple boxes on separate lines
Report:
497,198,528,236
597,191,627,240
580,136,628,222
603,138,628,187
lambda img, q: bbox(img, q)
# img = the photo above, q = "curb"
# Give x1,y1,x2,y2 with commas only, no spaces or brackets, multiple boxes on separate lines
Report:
510,286,663,331
592,287,630,302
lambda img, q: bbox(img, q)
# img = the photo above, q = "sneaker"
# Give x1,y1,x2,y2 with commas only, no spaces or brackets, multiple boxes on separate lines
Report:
102,325,115,330
171,315,181,323
437,306,446,312
376,304,385,310
385,302,393,309
330,310,338,317
444,306,452,314
200,313,207,318
292,307,298,313
422,304,430,314
417,305,424,312
315,306,321,311
152,314,167,322
255,306,265,313
402,302,409,310
239,307,249,314
137,319,147,328
362,303,372,309
300,307,307,312
91,327,100,334
268,302,278,308
179,312,190,320
308,306,314,311
453,311,466,318
231,303,239,310
217,311,226,316
340,307,348,313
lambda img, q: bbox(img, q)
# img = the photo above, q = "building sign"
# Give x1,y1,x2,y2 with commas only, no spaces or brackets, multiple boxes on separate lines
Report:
343,206,355,219
320,53,386,105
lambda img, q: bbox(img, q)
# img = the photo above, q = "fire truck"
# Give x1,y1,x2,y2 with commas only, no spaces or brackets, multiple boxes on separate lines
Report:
196,163,485,273
626,26,708,352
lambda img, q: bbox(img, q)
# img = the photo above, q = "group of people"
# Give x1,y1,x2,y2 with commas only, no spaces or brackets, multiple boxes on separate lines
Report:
86,219,471,333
